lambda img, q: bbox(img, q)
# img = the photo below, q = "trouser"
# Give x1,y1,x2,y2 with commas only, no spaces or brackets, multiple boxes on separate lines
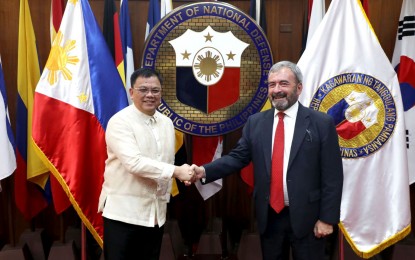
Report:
103,217,164,260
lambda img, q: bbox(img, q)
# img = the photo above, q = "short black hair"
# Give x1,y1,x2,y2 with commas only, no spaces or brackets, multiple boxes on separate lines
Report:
130,68,163,87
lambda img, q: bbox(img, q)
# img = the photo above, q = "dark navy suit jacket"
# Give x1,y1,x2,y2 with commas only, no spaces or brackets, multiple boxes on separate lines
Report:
203,103,343,238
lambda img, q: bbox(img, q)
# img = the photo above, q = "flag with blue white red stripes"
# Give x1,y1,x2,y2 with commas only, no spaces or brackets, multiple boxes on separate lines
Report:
0,57,16,184
120,0,135,93
145,0,161,40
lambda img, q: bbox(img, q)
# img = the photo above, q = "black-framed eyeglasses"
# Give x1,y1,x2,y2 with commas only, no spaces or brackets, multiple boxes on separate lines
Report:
133,87,161,95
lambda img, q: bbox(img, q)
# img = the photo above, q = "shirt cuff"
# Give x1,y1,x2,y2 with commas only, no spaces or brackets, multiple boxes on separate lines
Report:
157,164,175,195
201,166,206,183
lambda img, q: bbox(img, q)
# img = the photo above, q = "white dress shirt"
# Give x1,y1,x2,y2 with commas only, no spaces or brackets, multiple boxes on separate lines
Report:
98,105,176,227
272,101,299,206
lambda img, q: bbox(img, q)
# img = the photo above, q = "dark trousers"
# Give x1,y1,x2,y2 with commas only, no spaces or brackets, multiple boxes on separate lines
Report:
260,207,325,260
103,217,164,260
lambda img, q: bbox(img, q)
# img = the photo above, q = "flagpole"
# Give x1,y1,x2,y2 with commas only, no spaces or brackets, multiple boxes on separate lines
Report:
6,178,16,247
59,214,65,243
221,135,228,259
81,223,86,260
339,229,344,260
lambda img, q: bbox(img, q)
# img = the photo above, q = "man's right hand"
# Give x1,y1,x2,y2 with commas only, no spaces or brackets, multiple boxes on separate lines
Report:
173,164,194,182
188,164,205,183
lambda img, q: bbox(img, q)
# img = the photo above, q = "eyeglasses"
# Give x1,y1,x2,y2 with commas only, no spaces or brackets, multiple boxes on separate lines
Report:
133,87,161,95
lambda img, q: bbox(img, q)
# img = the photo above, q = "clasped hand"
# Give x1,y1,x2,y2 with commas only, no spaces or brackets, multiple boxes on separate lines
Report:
173,164,205,185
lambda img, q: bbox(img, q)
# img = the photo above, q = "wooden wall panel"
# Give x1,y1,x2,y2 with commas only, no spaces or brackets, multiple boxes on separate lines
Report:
370,0,403,58
274,0,305,61
0,0,410,253
0,0,20,133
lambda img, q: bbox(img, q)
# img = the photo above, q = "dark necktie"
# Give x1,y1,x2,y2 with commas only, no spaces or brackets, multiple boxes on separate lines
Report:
271,112,285,213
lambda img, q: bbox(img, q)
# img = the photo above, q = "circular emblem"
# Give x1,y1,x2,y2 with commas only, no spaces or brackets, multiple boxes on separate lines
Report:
193,47,224,86
310,73,396,158
142,1,273,136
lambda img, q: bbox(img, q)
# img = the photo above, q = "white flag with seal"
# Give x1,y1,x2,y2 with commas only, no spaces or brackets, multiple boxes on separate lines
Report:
298,0,411,258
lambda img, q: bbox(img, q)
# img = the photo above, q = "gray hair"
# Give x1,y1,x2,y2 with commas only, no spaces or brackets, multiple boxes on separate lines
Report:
269,61,303,84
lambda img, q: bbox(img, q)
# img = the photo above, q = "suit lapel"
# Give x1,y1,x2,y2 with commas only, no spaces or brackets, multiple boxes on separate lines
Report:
261,108,275,177
288,104,310,171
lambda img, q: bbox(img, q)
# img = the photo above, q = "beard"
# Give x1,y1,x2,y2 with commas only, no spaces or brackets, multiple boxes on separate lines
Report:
270,90,298,111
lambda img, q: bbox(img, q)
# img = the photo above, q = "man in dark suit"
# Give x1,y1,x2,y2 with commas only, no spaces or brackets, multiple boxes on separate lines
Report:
190,61,343,260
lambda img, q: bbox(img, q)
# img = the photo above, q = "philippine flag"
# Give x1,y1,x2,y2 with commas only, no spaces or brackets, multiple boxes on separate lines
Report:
327,91,378,140
169,26,249,114
32,0,128,246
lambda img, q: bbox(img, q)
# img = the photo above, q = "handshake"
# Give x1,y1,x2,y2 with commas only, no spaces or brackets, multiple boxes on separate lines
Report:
173,164,204,185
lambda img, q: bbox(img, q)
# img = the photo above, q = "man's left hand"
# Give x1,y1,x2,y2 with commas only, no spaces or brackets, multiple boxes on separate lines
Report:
313,220,333,238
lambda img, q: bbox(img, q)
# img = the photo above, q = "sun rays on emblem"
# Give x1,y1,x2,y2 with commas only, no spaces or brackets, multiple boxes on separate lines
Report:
45,31,80,85
193,47,224,85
